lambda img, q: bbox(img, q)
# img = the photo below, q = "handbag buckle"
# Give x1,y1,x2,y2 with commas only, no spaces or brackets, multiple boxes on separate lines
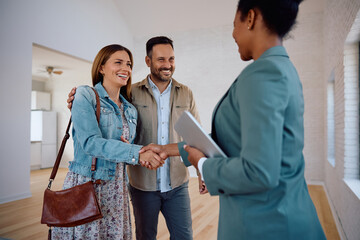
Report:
47,179,53,190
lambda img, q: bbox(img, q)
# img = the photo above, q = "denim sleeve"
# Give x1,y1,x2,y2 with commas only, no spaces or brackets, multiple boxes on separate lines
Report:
72,86,142,164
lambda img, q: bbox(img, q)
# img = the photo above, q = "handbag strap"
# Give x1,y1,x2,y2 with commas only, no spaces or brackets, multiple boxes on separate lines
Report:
48,87,100,189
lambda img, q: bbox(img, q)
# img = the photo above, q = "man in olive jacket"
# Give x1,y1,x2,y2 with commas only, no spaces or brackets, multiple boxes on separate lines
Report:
127,36,200,240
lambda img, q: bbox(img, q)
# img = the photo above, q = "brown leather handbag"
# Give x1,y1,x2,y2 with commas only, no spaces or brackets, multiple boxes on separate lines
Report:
41,88,103,229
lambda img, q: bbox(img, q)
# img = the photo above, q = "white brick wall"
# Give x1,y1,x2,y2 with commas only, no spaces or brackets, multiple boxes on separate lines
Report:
324,0,360,239
130,1,360,239
133,3,327,182
343,44,359,179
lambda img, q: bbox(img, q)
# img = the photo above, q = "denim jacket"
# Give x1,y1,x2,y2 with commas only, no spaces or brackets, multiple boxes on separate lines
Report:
68,83,143,180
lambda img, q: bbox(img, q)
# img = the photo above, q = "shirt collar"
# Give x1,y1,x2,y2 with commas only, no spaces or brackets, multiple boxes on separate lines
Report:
147,75,172,94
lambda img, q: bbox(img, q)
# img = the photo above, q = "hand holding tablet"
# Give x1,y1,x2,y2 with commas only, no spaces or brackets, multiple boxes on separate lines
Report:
174,111,227,158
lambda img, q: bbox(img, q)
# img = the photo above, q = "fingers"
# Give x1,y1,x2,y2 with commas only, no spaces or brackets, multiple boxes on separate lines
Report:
140,144,161,154
152,152,165,165
121,136,130,144
139,144,153,154
68,87,76,98
199,181,208,194
148,155,163,169
140,160,153,170
158,151,168,160
66,96,74,104
67,87,76,110
183,145,205,169
139,144,168,160
139,150,165,170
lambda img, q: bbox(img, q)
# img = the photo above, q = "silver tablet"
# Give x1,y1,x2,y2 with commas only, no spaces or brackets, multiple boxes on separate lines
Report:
174,111,227,158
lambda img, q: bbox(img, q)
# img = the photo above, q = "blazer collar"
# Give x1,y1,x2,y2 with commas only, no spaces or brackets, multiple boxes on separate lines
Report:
258,46,289,60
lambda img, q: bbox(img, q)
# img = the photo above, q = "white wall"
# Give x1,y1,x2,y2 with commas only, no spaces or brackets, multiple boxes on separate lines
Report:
284,0,325,181
0,0,133,203
1,1,359,238
323,0,360,239
44,56,92,169
132,1,326,181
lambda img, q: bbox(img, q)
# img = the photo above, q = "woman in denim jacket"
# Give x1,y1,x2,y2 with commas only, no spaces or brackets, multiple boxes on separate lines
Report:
52,44,163,239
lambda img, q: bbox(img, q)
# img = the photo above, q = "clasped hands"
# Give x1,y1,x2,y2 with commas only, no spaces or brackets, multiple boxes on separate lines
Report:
138,143,209,194
138,143,169,170
120,137,167,170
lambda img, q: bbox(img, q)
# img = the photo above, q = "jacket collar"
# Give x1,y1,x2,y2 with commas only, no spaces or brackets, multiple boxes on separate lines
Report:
94,82,109,98
94,82,130,106
258,45,289,60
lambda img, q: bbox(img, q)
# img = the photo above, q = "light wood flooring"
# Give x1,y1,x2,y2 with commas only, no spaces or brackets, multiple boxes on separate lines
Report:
0,168,340,239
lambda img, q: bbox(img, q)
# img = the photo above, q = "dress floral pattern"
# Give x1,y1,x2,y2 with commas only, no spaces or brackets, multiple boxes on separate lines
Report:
52,103,132,240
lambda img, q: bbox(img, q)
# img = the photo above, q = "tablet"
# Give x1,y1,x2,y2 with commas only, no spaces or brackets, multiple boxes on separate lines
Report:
174,111,227,158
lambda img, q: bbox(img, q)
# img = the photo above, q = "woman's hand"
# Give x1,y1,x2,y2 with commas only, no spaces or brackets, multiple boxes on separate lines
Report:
183,145,205,171
120,136,130,144
139,150,165,170
139,143,170,160
121,137,163,169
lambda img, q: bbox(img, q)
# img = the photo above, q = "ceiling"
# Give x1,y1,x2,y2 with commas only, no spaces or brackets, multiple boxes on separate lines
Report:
31,1,238,82
32,44,91,82
31,0,331,82
114,0,238,38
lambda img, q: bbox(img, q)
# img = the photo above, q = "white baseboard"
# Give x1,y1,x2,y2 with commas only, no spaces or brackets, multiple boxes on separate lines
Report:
30,164,41,170
0,191,32,204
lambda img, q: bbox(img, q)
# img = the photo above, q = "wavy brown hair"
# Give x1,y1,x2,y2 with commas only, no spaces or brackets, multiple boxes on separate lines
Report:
91,44,133,102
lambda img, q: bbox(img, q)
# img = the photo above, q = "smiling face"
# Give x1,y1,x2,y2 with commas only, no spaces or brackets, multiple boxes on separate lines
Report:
146,44,175,83
100,50,132,88
232,10,253,61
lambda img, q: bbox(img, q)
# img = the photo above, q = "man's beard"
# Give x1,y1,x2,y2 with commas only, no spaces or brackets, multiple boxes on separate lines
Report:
151,67,174,82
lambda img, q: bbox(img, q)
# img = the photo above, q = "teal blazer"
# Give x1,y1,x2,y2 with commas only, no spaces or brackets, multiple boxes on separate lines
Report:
179,46,326,239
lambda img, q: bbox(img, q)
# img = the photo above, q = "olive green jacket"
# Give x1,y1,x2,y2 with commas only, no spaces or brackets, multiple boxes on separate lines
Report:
127,77,199,191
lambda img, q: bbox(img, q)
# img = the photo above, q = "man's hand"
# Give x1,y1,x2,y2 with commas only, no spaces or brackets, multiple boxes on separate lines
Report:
67,87,77,110
183,145,205,171
139,150,165,170
121,135,163,169
139,143,169,160
139,143,180,160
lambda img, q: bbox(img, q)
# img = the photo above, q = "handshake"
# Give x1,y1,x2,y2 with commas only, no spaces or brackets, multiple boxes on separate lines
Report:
138,143,170,170
123,139,208,194
121,137,168,170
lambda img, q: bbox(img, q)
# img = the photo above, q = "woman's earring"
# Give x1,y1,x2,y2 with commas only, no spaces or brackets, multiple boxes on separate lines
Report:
247,26,250,30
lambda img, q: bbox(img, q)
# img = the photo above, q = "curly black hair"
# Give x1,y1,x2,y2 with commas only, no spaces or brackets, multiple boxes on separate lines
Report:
237,0,303,38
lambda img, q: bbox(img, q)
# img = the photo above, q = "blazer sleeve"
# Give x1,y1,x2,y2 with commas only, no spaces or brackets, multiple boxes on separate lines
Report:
72,86,143,164
202,64,289,196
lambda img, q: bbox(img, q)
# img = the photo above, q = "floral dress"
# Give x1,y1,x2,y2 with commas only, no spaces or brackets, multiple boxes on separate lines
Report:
52,103,132,240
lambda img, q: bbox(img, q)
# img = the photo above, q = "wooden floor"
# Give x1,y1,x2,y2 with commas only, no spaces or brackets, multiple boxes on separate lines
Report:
0,168,340,240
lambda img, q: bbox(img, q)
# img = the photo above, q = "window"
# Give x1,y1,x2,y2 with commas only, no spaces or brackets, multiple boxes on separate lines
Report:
327,70,335,166
343,43,359,179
